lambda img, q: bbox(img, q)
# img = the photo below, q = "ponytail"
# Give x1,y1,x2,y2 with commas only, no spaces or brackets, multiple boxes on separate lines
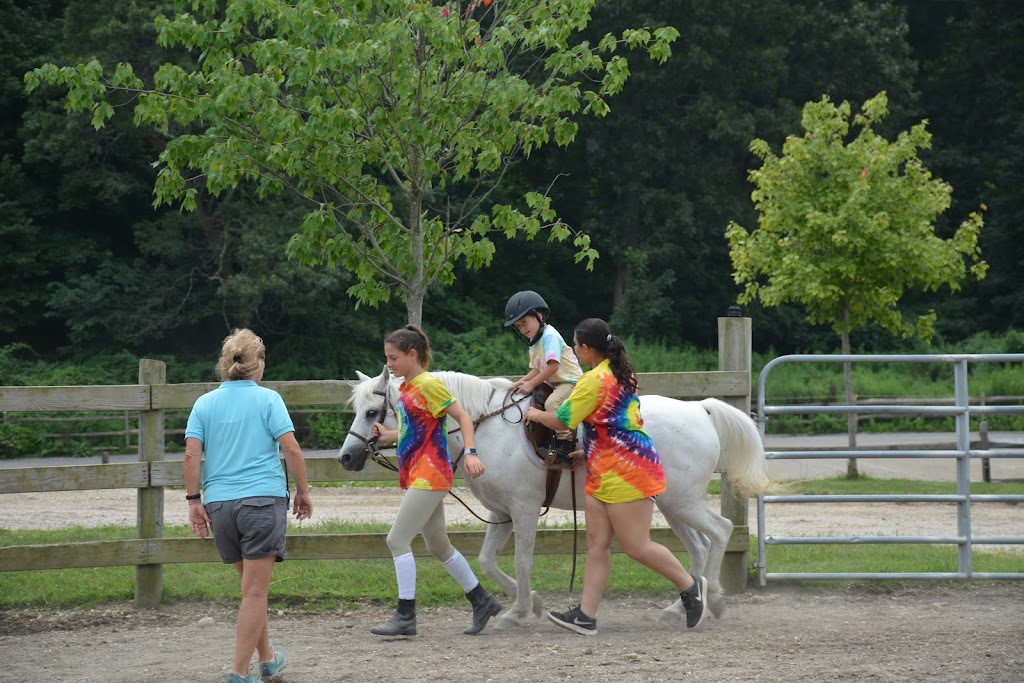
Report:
605,335,638,393
574,318,638,393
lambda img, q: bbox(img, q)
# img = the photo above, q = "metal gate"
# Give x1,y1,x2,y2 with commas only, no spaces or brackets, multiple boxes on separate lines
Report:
756,353,1024,584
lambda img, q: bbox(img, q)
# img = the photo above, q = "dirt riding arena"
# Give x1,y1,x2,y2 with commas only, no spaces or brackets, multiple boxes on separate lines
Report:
1,486,1023,683
1,584,1021,683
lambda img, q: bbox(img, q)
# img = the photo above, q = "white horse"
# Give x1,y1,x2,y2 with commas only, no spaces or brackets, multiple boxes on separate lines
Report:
338,367,772,629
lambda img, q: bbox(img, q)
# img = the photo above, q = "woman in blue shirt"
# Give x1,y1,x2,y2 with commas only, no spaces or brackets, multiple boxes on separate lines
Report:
184,329,313,683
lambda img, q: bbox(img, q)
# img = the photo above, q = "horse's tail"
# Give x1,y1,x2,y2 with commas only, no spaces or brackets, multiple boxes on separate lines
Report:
700,397,774,498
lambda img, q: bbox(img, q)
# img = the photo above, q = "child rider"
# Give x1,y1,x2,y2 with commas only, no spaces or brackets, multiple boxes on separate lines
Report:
503,290,583,460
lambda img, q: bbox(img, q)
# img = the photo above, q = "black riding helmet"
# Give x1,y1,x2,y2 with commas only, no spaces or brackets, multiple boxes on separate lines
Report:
503,290,549,344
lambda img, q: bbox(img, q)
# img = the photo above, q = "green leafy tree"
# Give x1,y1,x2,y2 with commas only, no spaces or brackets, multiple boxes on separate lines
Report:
726,91,987,476
26,0,678,326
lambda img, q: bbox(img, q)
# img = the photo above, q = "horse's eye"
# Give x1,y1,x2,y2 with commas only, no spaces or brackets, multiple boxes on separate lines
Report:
365,409,378,419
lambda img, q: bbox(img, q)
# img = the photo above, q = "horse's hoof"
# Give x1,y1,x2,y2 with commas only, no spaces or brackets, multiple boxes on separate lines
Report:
708,593,726,620
493,612,519,631
659,600,683,624
530,590,544,618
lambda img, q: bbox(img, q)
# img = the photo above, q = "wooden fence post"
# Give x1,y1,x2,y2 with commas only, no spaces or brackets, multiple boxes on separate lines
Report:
718,313,752,593
136,359,166,607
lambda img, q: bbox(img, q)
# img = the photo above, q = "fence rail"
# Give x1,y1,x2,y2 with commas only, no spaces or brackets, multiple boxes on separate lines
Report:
1,316,754,606
10,393,1022,457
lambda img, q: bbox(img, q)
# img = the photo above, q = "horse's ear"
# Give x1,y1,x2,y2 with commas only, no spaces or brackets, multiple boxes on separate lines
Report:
377,365,390,382
355,370,371,381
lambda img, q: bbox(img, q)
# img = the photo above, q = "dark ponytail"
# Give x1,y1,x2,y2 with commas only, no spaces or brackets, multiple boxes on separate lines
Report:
574,318,638,393
384,324,432,369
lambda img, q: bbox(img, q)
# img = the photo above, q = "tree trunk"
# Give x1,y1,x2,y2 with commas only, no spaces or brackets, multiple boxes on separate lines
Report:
406,123,425,327
405,286,424,328
612,258,626,312
842,329,859,479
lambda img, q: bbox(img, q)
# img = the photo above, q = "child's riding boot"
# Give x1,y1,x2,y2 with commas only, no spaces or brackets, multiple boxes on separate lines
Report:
543,434,576,468
370,598,417,636
464,583,503,635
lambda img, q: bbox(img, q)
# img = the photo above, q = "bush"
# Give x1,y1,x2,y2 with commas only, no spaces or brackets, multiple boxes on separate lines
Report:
0,422,56,459
308,410,354,450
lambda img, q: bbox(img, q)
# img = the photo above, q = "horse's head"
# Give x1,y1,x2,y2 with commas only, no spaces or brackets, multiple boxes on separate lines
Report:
338,367,397,471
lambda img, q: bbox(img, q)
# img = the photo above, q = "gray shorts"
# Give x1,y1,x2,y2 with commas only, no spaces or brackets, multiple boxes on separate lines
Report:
205,496,288,564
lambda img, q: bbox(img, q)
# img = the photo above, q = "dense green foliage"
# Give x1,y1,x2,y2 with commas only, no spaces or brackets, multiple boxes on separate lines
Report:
26,1,684,326
2,1,1022,373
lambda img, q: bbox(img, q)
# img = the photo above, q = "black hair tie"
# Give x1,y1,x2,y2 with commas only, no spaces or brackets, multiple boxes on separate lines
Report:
233,355,242,364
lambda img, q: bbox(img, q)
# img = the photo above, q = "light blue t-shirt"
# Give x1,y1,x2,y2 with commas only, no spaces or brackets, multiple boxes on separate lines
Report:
185,380,294,503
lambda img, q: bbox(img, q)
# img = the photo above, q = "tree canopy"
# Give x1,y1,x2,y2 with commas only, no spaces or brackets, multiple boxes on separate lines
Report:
3,1,1021,376
726,91,987,348
26,0,679,325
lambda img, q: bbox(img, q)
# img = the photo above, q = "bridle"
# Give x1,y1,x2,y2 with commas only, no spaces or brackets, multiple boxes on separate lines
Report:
345,383,400,473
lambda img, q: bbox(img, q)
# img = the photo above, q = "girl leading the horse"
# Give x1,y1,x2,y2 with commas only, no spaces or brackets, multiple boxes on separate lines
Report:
368,324,503,637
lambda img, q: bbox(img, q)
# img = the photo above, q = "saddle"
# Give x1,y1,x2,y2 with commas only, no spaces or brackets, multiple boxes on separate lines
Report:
523,384,579,508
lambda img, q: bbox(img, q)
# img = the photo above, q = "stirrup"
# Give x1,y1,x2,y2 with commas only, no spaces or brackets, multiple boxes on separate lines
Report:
541,438,576,469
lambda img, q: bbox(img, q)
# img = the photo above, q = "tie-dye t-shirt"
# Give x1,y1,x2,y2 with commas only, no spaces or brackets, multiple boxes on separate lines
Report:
554,359,665,503
396,372,456,491
528,325,583,386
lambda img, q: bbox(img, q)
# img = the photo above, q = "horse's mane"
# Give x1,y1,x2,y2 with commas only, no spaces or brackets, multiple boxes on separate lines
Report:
349,373,389,408
433,371,511,420
351,370,513,421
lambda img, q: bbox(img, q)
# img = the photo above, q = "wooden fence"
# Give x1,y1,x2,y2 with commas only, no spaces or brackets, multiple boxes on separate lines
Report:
0,317,753,606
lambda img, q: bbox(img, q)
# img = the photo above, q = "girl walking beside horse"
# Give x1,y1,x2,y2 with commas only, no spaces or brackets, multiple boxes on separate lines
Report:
368,324,504,637
525,317,708,635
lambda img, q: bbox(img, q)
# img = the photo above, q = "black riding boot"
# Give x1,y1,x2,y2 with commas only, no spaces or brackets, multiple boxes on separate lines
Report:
370,598,417,636
464,583,503,635
543,435,576,468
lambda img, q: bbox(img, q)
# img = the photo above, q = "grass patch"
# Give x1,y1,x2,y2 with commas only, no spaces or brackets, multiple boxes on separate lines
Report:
778,475,1024,495
3,524,1022,609
1,477,1019,609
762,542,1024,576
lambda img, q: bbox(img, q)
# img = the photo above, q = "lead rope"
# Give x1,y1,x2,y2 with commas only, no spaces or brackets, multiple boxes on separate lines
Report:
569,468,578,593
448,388,528,526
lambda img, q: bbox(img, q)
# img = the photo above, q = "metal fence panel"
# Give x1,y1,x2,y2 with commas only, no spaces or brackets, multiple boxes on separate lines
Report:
756,353,1024,584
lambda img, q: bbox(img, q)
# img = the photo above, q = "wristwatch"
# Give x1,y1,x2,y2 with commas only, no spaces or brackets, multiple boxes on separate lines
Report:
463,447,478,456
185,493,201,501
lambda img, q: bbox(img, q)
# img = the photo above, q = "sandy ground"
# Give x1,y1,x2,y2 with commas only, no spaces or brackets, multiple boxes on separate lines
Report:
0,584,1021,683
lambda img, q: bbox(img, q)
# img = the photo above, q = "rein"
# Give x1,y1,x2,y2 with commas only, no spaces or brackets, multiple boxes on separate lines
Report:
448,387,530,525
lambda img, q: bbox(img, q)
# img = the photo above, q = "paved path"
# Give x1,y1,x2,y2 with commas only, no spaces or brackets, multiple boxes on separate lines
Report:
761,431,1024,481
3,432,1023,482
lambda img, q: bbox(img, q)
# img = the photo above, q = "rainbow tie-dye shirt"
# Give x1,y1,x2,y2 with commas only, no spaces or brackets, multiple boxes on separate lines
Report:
554,359,665,503
396,372,456,491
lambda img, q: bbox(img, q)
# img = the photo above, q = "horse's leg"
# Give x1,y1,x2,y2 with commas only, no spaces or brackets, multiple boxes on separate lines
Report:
491,504,544,629
658,500,733,622
672,523,710,583
478,510,516,594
